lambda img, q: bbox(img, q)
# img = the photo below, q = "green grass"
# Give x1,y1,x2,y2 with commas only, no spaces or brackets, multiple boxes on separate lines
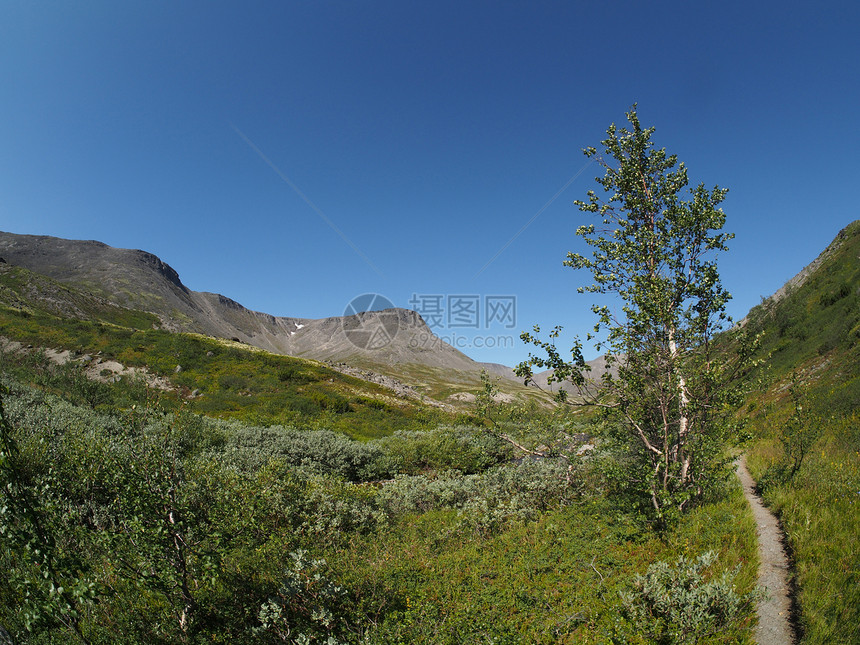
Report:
330,482,759,644
0,301,450,439
746,412,860,644
739,220,860,643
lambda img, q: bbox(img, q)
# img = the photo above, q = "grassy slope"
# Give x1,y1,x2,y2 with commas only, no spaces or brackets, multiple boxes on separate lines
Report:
363,359,553,409
0,264,452,439
740,221,860,643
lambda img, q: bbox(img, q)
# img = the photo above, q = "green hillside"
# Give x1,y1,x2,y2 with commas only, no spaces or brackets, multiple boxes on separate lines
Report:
740,221,860,644
0,263,452,439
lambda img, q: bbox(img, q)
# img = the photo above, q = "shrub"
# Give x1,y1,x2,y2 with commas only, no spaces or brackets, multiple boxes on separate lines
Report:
253,550,350,645
299,475,387,536
216,423,397,482
353,395,390,411
308,390,351,414
375,470,481,517
376,458,582,534
458,459,581,534
376,426,511,475
277,364,314,384
616,551,760,644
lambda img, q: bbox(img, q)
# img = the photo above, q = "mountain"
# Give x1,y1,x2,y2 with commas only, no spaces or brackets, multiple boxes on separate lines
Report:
529,354,617,398
741,220,860,378
0,232,467,361
0,231,547,405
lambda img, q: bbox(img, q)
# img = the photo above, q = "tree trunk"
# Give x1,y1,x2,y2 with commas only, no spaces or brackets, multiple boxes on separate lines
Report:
668,330,692,488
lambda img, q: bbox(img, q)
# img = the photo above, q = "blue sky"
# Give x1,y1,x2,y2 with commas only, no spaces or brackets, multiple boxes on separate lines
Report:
2,1,858,365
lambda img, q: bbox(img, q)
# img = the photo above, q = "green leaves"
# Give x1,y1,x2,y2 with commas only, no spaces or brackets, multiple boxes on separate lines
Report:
0,385,96,642
522,105,746,524
474,369,500,426
618,551,761,644
254,549,349,644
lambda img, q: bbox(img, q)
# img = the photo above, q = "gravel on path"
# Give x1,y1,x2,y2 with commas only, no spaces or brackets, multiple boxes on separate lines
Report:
737,456,797,645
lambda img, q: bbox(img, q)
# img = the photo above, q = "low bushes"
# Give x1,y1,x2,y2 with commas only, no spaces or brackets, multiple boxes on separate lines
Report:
0,375,759,643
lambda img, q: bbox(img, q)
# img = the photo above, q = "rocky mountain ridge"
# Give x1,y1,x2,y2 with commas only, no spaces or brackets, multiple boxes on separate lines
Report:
0,231,510,386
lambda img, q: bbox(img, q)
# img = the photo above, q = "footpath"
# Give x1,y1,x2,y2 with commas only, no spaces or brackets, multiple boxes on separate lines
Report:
737,457,797,645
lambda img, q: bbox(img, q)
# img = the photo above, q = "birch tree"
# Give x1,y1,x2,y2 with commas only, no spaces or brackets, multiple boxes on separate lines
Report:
517,105,753,523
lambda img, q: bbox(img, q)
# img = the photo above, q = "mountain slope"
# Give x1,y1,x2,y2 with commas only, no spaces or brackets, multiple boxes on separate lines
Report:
0,262,459,436
0,231,554,406
742,219,860,377
738,220,860,645
0,232,484,369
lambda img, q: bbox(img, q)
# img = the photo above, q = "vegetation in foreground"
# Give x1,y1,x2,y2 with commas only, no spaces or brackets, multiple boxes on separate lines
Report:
0,373,760,644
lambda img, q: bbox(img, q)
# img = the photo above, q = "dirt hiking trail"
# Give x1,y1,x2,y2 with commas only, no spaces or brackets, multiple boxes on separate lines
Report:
737,456,797,645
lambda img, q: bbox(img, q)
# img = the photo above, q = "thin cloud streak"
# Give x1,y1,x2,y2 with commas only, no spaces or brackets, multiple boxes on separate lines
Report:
472,158,595,280
231,124,385,278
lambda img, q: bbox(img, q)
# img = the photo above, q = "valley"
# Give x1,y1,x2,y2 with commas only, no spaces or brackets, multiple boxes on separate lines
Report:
0,222,857,644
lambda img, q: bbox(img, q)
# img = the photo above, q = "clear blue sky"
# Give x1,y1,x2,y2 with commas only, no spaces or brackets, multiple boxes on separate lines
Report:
2,1,858,365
